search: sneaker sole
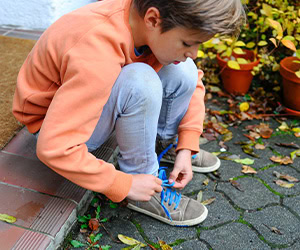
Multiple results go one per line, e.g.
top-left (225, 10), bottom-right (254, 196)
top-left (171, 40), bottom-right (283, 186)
top-left (127, 203), bottom-right (208, 227)
top-left (160, 157), bottom-right (221, 173)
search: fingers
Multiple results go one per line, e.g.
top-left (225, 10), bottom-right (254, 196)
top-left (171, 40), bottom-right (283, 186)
top-left (168, 169), bottom-right (180, 184)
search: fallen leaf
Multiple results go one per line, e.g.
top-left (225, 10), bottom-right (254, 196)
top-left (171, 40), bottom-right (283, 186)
top-left (88, 218), bottom-right (99, 231)
top-left (230, 179), bottom-right (244, 192)
top-left (234, 158), bottom-right (255, 165)
top-left (255, 143), bottom-right (265, 150)
top-left (203, 178), bottom-right (210, 186)
top-left (212, 123), bottom-right (230, 135)
top-left (118, 234), bottom-right (146, 247)
top-left (219, 141), bottom-right (228, 151)
top-left (263, 224), bottom-right (283, 235)
top-left (196, 191), bottom-right (203, 202)
top-left (270, 156), bottom-right (293, 165)
top-left (241, 165), bottom-right (257, 174)
top-left (223, 131), bottom-right (233, 142)
top-left (242, 144), bottom-right (260, 158)
top-left (201, 197), bottom-right (216, 206)
top-left (249, 131), bottom-right (261, 139)
top-left (278, 122), bottom-right (290, 131)
top-left (159, 240), bottom-right (173, 250)
top-left (0, 214), bottom-right (17, 223)
top-left (290, 149), bottom-right (300, 160)
top-left (259, 127), bottom-right (273, 139)
top-left (295, 132), bottom-right (300, 137)
top-left (243, 133), bottom-right (256, 141)
top-left (292, 127), bottom-right (300, 133)
top-left (274, 180), bottom-right (294, 188)
top-left (275, 142), bottom-right (300, 149)
top-left (239, 102), bottom-right (250, 112)
top-left (273, 171), bottom-right (299, 182)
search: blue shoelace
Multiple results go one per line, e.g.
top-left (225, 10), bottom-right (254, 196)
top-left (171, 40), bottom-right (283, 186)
top-left (157, 143), bottom-right (182, 221)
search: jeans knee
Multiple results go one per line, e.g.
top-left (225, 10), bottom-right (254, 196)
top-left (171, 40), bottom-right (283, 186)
top-left (159, 58), bottom-right (198, 96)
top-left (119, 63), bottom-right (163, 111)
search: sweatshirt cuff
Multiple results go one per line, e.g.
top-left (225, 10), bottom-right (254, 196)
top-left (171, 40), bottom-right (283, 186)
top-left (103, 171), bottom-right (133, 202)
top-left (176, 130), bottom-right (200, 154)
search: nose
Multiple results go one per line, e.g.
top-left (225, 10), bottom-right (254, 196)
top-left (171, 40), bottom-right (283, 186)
top-left (185, 45), bottom-right (199, 60)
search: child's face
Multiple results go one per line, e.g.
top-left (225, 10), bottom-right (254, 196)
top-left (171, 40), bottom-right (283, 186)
top-left (148, 27), bottom-right (212, 66)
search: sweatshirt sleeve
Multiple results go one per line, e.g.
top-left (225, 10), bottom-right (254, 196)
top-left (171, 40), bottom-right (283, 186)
top-left (176, 70), bottom-right (206, 154)
top-left (36, 35), bottom-right (133, 202)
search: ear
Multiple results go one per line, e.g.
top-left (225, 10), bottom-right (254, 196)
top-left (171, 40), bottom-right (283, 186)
top-left (144, 7), bottom-right (161, 30)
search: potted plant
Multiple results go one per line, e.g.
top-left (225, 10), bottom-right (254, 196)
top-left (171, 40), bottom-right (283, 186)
top-left (264, 3), bottom-right (300, 113)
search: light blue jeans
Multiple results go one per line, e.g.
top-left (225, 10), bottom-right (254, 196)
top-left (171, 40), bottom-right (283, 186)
top-left (86, 58), bottom-right (198, 175)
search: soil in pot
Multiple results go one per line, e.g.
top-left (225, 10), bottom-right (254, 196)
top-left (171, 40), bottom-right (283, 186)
top-left (217, 49), bottom-right (259, 95)
top-left (280, 56), bottom-right (300, 112)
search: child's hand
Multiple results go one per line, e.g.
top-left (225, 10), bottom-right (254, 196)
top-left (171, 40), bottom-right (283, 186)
top-left (126, 174), bottom-right (162, 201)
top-left (168, 149), bottom-right (193, 189)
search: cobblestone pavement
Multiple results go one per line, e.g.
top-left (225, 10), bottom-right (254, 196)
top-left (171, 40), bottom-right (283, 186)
top-left (67, 99), bottom-right (300, 250)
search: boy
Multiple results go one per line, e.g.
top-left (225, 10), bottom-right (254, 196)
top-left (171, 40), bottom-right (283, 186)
top-left (13, 0), bottom-right (245, 226)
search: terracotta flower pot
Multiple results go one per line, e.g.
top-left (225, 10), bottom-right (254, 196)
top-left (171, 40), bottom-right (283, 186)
top-left (216, 50), bottom-right (259, 95)
top-left (280, 56), bottom-right (300, 112)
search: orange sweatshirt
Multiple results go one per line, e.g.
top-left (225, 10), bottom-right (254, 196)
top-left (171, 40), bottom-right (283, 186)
top-left (12, 0), bottom-right (206, 202)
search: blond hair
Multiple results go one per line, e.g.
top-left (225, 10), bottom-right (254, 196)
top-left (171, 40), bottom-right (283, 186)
top-left (134, 0), bottom-right (246, 36)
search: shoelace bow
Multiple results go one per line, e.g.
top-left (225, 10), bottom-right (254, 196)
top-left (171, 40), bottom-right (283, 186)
top-left (157, 143), bottom-right (181, 221)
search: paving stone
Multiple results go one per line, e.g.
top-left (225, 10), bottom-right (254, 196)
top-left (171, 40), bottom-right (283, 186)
top-left (283, 196), bottom-right (300, 216)
top-left (217, 177), bottom-right (279, 210)
top-left (0, 183), bottom-right (76, 237)
top-left (129, 213), bottom-right (198, 244)
top-left (244, 205), bottom-right (300, 245)
top-left (214, 159), bottom-right (245, 181)
top-left (0, 221), bottom-right (53, 250)
top-left (193, 191), bottom-right (240, 227)
top-left (285, 238), bottom-right (300, 250)
top-left (0, 151), bottom-right (86, 202)
top-left (2, 127), bottom-right (38, 160)
top-left (199, 222), bottom-right (270, 250)
top-left (257, 165), bottom-right (300, 196)
top-left (174, 239), bottom-right (208, 249)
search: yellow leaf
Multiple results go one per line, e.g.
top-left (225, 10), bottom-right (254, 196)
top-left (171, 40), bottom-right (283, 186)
top-left (228, 60), bottom-right (240, 70)
top-left (159, 240), bottom-right (173, 250)
top-left (262, 3), bottom-right (273, 17)
top-left (239, 102), bottom-right (249, 112)
top-left (281, 40), bottom-right (296, 52)
top-left (233, 48), bottom-right (245, 55)
top-left (274, 180), bottom-right (294, 189)
top-left (118, 234), bottom-right (146, 247)
top-left (0, 214), bottom-right (17, 223)
top-left (267, 18), bottom-right (283, 39)
top-left (196, 190), bottom-right (203, 202)
top-left (269, 38), bottom-right (277, 47)
top-left (295, 70), bottom-right (300, 78)
top-left (292, 127), bottom-right (300, 133)
top-left (203, 178), bottom-right (210, 186)
top-left (258, 41), bottom-right (268, 46)
top-left (234, 41), bottom-right (246, 47)
top-left (203, 39), bottom-right (214, 48)
top-left (278, 122), bottom-right (289, 131)
top-left (246, 42), bottom-right (256, 49)
top-left (237, 58), bottom-right (248, 64)
top-left (201, 197), bottom-right (216, 206)
top-left (241, 165), bottom-right (257, 174)
top-left (197, 50), bottom-right (204, 58)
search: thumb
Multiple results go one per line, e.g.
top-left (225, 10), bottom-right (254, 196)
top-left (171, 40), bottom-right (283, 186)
top-left (169, 169), bottom-right (180, 184)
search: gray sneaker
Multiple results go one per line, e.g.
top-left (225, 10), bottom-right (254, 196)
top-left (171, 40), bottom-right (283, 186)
top-left (127, 169), bottom-right (208, 226)
top-left (156, 137), bottom-right (221, 173)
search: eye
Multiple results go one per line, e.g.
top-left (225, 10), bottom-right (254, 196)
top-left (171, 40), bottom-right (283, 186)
top-left (183, 42), bottom-right (192, 47)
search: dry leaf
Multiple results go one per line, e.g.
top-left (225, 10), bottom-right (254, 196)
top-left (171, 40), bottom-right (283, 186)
top-left (249, 131), bottom-right (261, 139)
top-left (197, 191), bottom-right (203, 202)
top-left (291, 149), bottom-right (300, 160)
top-left (270, 156), bottom-right (293, 165)
top-left (230, 179), bottom-right (244, 192)
top-left (159, 240), bottom-right (173, 250)
top-left (273, 171), bottom-right (299, 182)
top-left (118, 234), bottom-right (146, 247)
top-left (223, 131), bottom-right (233, 142)
top-left (274, 180), bottom-right (294, 188)
top-left (239, 102), bottom-right (250, 112)
top-left (203, 178), bottom-right (210, 186)
top-left (278, 122), bottom-right (290, 131)
top-left (295, 132), bottom-right (300, 138)
top-left (255, 143), bottom-right (265, 150)
top-left (88, 218), bottom-right (99, 231)
top-left (212, 123), bottom-right (230, 135)
top-left (243, 133), bottom-right (256, 141)
top-left (259, 127), bottom-right (273, 139)
top-left (263, 224), bottom-right (283, 235)
top-left (241, 165), bottom-right (257, 174)
top-left (275, 143), bottom-right (300, 149)
top-left (201, 197), bottom-right (216, 206)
